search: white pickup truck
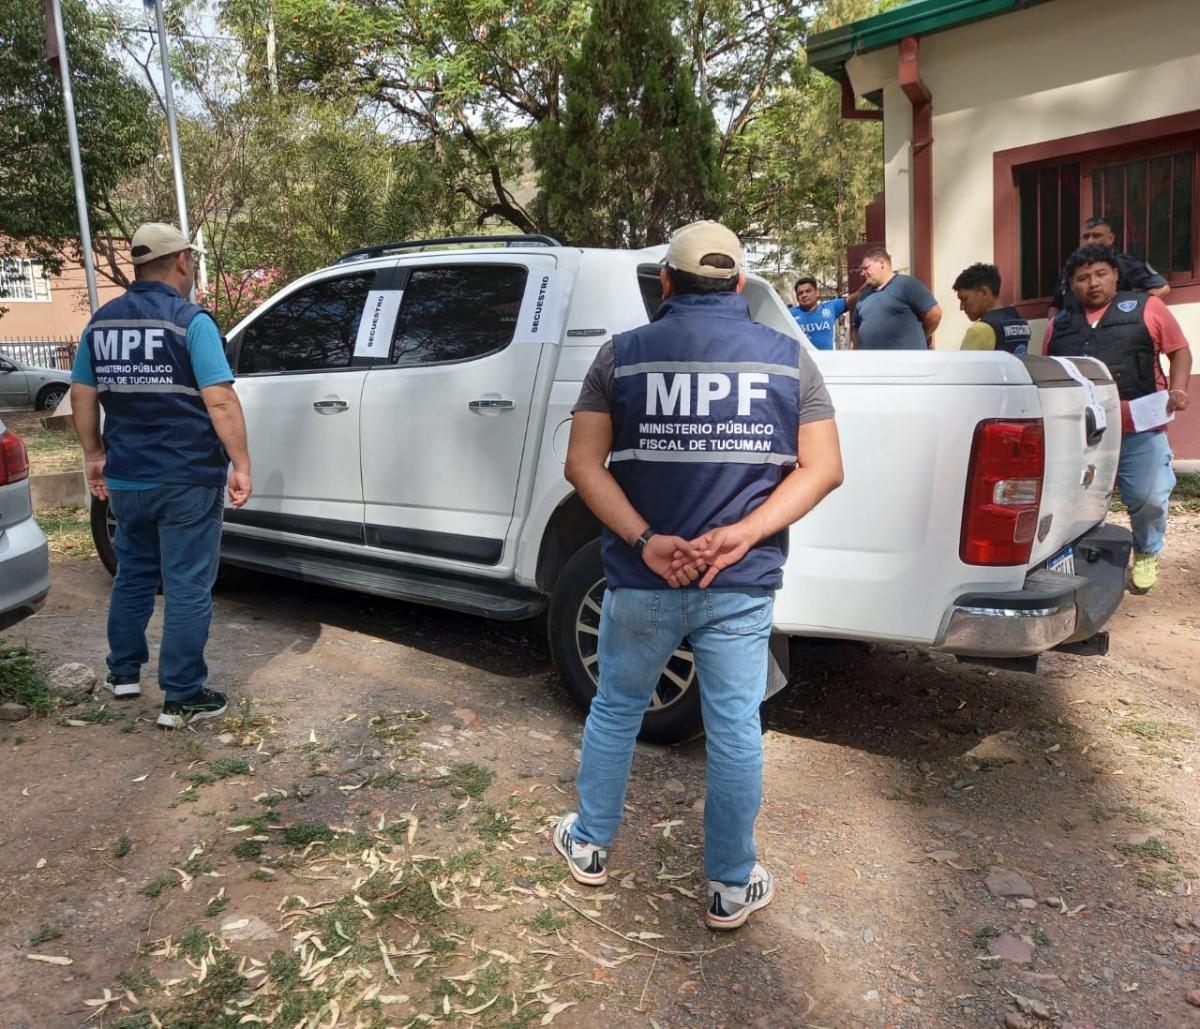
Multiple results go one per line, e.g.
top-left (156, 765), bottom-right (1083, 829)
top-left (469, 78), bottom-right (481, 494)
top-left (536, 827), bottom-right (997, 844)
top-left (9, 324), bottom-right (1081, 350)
top-left (90, 235), bottom-right (1132, 743)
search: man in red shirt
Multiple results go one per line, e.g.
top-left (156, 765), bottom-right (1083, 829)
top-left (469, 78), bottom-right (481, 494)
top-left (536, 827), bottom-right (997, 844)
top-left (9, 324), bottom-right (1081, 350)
top-left (1045, 245), bottom-right (1192, 591)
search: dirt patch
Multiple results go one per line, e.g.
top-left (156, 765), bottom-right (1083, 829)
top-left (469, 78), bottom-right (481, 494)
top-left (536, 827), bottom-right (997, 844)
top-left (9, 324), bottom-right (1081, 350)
top-left (2, 516), bottom-right (1200, 1028)
top-left (3, 410), bottom-right (81, 475)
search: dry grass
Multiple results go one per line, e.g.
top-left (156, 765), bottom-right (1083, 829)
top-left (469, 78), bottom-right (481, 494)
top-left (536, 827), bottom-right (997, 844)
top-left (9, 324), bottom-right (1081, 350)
top-left (35, 506), bottom-right (95, 562)
top-left (0, 410), bottom-right (81, 475)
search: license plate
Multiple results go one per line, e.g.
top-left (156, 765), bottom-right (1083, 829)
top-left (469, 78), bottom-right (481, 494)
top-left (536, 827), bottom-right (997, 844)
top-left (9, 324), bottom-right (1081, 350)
top-left (1047, 545), bottom-right (1075, 575)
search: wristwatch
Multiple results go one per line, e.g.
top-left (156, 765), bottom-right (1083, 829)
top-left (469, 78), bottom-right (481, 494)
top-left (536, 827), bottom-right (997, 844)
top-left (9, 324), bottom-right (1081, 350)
top-left (633, 529), bottom-right (656, 554)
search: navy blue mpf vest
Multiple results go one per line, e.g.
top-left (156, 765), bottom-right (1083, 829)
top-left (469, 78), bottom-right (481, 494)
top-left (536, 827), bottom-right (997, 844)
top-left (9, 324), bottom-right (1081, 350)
top-left (605, 292), bottom-right (802, 590)
top-left (980, 306), bottom-right (1031, 354)
top-left (85, 280), bottom-right (228, 486)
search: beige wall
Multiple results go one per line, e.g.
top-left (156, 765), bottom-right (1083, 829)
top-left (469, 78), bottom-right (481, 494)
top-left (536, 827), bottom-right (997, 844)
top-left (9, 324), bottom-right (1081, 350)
top-left (1, 251), bottom-right (128, 344)
top-left (846, 0), bottom-right (1200, 354)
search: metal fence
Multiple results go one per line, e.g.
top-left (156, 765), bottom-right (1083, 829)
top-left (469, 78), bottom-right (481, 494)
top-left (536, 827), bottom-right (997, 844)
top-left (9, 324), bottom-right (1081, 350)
top-left (0, 338), bottom-right (78, 370)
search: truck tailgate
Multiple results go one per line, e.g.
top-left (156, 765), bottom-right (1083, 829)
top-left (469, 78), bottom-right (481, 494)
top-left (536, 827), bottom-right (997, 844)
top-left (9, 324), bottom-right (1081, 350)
top-left (1020, 355), bottom-right (1121, 567)
top-left (771, 350), bottom-right (1122, 647)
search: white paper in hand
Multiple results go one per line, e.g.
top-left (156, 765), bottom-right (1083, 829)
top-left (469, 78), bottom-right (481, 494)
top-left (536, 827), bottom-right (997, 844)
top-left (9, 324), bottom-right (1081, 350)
top-left (1127, 390), bottom-right (1173, 433)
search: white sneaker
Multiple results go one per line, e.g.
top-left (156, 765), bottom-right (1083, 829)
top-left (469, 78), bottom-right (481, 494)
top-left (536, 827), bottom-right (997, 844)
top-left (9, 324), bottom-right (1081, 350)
top-left (706, 863), bottom-right (774, 930)
top-left (552, 813), bottom-right (608, 886)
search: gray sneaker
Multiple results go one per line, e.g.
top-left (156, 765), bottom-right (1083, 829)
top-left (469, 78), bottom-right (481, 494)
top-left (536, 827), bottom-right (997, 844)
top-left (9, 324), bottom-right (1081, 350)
top-left (706, 862), bottom-right (774, 930)
top-left (552, 813), bottom-right (608, 886)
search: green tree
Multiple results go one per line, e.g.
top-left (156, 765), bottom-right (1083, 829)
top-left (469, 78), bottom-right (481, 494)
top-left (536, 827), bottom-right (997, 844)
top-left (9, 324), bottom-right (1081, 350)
top-left (108, 0), bottom-right (460, 326)
top-left (532, 0), bottom-right (725, 247)
top-left (725, 0), bottom-right (896, 291)
top-left (221, 0), bottom-right (803, 238)
top-left (0, 0), bottom-right (157, 276)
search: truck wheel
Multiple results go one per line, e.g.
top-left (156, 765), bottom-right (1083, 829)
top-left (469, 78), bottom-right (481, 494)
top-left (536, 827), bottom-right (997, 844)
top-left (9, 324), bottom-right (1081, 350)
top-left (547, 539), bottom-right (704, 745)
top-left (90, 496), bottom-right (118, 576)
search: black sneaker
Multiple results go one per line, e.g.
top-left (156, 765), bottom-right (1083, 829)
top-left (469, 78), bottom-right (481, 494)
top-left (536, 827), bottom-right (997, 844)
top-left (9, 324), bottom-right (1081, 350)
top-left (103, 673), bottom-right (141, 699)
top-left (157, 688), bottom-right (228, 729)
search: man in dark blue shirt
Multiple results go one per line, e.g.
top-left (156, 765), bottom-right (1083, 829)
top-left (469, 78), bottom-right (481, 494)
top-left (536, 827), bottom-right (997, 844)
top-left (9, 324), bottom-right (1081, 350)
top-left (851, 248), bottom-right (941, 350)
top-left (556, 221), bottom-right (843, 931)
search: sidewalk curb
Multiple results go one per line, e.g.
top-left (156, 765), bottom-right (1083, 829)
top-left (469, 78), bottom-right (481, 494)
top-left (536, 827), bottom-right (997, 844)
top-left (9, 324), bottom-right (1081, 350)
top-left (29, 471), bottom-right (87, 511)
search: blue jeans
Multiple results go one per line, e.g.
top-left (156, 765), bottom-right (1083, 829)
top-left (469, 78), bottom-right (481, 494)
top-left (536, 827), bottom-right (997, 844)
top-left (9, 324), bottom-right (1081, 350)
top-left (107, 485), bottom-right (224, 701)
top-left (1118, 430), bottom-right (1176, 554)
top-left (573, 586), bottom-right (774, 886)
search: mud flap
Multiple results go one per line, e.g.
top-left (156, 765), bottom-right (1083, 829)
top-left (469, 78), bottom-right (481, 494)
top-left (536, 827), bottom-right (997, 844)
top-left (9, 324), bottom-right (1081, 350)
top-left (764, 633), bottom-right (789, 702)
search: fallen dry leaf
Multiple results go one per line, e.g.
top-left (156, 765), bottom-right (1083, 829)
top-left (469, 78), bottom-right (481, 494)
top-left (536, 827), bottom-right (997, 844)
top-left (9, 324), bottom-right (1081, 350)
top-left (541, 1000), bottom-right (578, 1024)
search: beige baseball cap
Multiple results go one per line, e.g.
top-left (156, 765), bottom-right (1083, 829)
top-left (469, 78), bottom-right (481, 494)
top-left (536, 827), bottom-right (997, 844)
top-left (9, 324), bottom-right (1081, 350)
top-left (129, 222), bottom-right (206, 265)
top-left (663, 220), bottom-right (742, 278)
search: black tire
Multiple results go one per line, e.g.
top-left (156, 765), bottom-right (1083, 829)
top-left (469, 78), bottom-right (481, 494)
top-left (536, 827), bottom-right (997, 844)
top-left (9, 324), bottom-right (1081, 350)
top-left (90, 495), bottom-right (118, 576)
top-left (37, 384), bottom-right (68, 411)
top-left (546, 539), bottom-right (704, 745)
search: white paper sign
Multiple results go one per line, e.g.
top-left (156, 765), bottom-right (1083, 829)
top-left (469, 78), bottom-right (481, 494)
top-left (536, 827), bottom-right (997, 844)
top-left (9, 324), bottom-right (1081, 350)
top-left (1128, 389), bottom-right (1174, 433)
top-left (513, 270), bottom-right (572, 345)
top-left (1050, 356), bottom-right (1107, 433)
top-left (354, 289), bottom-right (403, 359)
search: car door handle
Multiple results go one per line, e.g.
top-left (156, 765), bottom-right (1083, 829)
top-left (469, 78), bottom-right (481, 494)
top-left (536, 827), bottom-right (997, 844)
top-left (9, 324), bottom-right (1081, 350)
top-left (468, 399), bottom-right (515, 410)
top-left (313, 400), bottom-right (349, 414)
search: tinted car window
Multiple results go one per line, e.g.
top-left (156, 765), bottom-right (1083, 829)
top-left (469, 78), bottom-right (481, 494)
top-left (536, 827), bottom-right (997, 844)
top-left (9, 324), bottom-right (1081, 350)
top-left (391, 265), bottom-right (528, 366)
top-left (238, 273), bottom-right (373, 374)
top-left (638, 264), bottom-right (665, 320)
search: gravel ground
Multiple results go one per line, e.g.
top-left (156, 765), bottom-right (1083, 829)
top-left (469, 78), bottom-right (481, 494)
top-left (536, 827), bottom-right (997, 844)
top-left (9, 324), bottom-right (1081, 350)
top-left (1, 515), bottom-right (1199, 1028)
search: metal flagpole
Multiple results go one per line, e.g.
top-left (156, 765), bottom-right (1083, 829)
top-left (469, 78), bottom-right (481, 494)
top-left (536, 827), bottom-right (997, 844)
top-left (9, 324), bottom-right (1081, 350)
top-left (148, 0), bottom-right (189, 240)
top-left (48, 0), bottom-right (99, 313)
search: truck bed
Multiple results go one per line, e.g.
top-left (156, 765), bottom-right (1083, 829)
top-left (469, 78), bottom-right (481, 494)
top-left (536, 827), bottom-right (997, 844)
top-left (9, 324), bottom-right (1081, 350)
top-left (772, 350), bottom-right (1121, 646)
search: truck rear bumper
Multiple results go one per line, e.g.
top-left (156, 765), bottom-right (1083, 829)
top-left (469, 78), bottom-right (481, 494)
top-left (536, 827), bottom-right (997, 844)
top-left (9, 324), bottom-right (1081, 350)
top-left (935, 523), bottom-right (1132, 659)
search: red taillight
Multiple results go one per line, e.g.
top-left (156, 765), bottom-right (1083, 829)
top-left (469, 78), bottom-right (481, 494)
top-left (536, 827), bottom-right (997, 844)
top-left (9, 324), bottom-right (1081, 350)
top-left (1, 429), bottom-right (30, 485)
top-left (960, 419), bottom-right (1045, 566)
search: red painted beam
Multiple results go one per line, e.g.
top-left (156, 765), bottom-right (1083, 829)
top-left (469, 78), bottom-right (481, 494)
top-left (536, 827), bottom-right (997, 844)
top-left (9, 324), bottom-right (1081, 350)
top-left (899, 36), bottom-right (933, 292)
top-left (841, 78), bottom-right (883, 121)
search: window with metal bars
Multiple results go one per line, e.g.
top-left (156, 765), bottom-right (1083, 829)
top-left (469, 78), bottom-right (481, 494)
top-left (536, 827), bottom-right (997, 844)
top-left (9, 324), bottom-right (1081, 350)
top-left (1087, 143), bottom-right (1194, 279)
top-left (0, 258), bottom-right (52, 302)
top-left (1014, 133), bottom-right (1199, 303)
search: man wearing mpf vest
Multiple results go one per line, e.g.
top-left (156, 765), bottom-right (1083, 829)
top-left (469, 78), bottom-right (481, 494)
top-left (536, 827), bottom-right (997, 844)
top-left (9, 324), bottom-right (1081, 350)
top-left (70, 223), bottom-right (252, 729)
top-left (554, 221), bottom-right (844, 930)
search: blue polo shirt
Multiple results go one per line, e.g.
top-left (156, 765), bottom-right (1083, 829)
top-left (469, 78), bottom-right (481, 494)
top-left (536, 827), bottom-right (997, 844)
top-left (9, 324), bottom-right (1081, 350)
top-left (789, 297), bottom-right (847, 350)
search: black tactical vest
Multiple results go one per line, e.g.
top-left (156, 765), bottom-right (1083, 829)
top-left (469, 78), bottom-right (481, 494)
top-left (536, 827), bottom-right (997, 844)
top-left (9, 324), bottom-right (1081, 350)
top-left (980, 306), bottom-right (1031, 354)
top-left (1048, 291), bottom-right (1157, 401)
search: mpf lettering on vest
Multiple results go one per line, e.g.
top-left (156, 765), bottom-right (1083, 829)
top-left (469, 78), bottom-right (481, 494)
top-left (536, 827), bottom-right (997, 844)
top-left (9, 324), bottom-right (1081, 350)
top-left (92, 327), bottom-right (165, 361)
top-left (646, 372), bottom-right (770, 417)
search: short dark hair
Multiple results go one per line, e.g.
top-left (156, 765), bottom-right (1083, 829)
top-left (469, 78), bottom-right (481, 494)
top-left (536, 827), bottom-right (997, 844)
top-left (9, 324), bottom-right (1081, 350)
top-left (794, 276), bottom-right (818, 291)
top-left (133, 250), bottom-right (183, 280)
top-left (952, 263), bottom-right (1001, 294)
top-left (1083, 216), bottom-right (1113, 232)
top-left (863, 246), bottom-right (891, 262)
top-left (666, 252), bottom-right (739, 295)
top-left (1064, 244), bottom-right (1120, 282)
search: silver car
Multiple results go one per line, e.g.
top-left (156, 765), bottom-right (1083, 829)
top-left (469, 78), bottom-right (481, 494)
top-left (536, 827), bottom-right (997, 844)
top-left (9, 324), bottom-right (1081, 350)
top-left (0, 418), bottom-right (51, 630)
top-left (0, 355), bottom-right (72, 411)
